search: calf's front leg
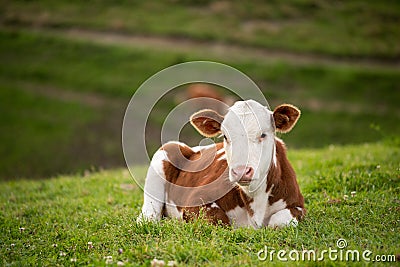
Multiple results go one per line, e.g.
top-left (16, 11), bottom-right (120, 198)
top-left (268, 208), bottom-right (299, 227)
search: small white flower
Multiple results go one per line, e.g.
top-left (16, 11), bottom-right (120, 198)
top-left (118, 248), bottom-right (123, 254)
top-left (117, 261), bottom-right (125, 266)
top-left (167, 260), bottom-right (178, 267)
top-left (10, 243), bottom-right (15, 247)
top-left (376, 165), bottom-right (381, 169)
top-left (87, 241), bottom-right (93, 249)
top-left (105, 256), bottom-right (113, 265)
top-left (59, 251), bottom-right (66, 257)
top-left (351, 191), bottom-right (356, 197)
top-left (343, 195), bottom-right (349, 200)
top-left (19, 227), bottom-right (25, 232)
top-left (151, 258), bottom-right (165, 267)
top-left (70, 258), bottom-right (77, 262)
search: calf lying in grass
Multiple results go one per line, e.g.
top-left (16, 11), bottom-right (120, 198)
top-left (139, 100), bottom-right (305, 228)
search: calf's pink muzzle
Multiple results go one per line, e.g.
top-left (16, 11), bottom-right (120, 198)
top-left (231, 165), bottom-right (254, 184)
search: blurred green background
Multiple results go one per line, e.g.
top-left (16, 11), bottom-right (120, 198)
top-left (1, 0), bottom-right (399, 180)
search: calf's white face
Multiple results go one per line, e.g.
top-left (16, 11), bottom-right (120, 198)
top-left (190, 99), bottom-right (300, 192)
top-left (221, 100), bottom-right (275, 191)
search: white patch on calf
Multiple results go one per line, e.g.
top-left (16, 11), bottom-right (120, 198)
top-left (217, 154), bottom-right (227, 161)
top-left (226, 206), bottom-right (256, 228)
top-left (191, 143), bottom-right (215, 153)
top-left (165, 201), bottom-right (183, 219)
top-left (216, 147), bottom-right (226, 161)
top-left (248, 183), bottom-right (272, 227)
top-left (138, 149), bottom-right (169, 221)
top-left (268, 209), bottom-right (298, 227)
top-left (210, 202), bottom-right (219, 209)
top-left (267, 199), bottom-right (287, 217)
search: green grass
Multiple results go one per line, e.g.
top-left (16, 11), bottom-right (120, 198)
top-left (0, 85), bottom-right (97, 179)
top-left (1, 142), bottom-right (399, 266)
top-left (2, 0), bottom-right (400, 58)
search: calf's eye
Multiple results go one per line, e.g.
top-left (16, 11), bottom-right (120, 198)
top-left (260, 133), bottom-right (266, 138)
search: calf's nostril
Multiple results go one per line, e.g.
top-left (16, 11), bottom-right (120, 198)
top-left (244, 167), bottom-right (254, 178)
top-left (231, 166), bottom-right (254, 179)
top-left (231, 167), bottom-right (244, 178)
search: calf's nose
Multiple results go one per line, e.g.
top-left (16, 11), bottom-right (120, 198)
top-left (231, 166), bottom-right (254, 181)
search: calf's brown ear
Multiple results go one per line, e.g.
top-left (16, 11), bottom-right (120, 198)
top-left (273, 104), bottom-right (301, 133)
top-left (190, 109), bottom-right (224, 137)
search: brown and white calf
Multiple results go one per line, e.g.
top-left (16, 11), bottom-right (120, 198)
top-left (139, 100), bottom-right (305, 228)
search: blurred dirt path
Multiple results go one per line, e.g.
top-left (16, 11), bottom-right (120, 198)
top-left (25, 27), bottom-right (400, 71)
top-left (7, 25), bottom-right (400, 116)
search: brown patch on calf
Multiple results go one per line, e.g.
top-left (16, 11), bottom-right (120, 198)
top-left (267, 139), bottom-right (306, 220)
top-left (162, 142), bottom-right (254, 224)
top-left (182, 205), bottom-right (230, 226)
top-left (180, 184), bottom-right (253, 225)
top-left (163, 143), bottom-right (234, 205)
top-left (216, 186), bottom-right (254, 217)
top-left (163, 143), bottom-right (224, 186)
top-left (161, 142), bottom-right (197, 184)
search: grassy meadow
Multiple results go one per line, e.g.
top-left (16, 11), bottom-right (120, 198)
top-left (1, 143), bottom-right (399, 266)
top-left (0, 0), bottom-right (399, 266)
top-left (2, 0), bottom-right (400, 58)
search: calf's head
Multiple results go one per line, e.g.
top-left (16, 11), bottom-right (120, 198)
top-left (190, 100), bottom-right (300, 192)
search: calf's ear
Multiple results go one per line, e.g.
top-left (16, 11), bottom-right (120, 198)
top-left (273, 104), bottom-right (301, 133)
top-left (190, 109), bottom-right (224, 137)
